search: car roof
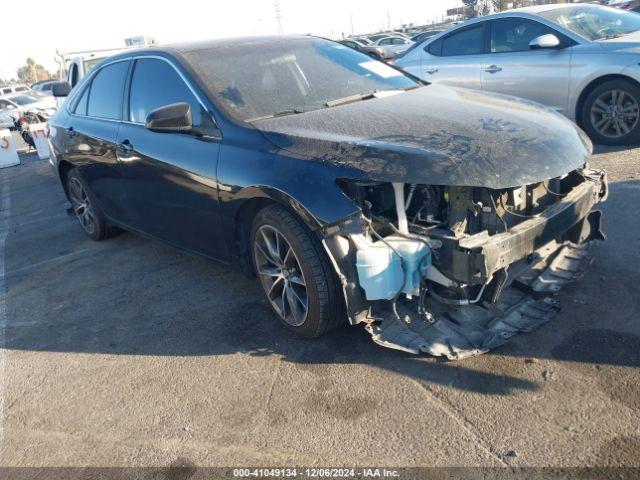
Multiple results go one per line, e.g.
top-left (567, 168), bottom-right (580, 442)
top-left (101, 35), bottom-right (325, 64)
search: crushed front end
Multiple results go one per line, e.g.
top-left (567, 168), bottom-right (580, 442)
top-left (322, 168), bottom-right (607, 359)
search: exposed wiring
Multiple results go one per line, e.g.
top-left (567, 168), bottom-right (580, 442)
top-left (499, 195), bottom-right (537, 219)
top-left (489, 194), bottom-right (508, 233)
top-left (542, 182), bottom-right (565, 197)
top-left (405, 184), bottom-right (417, 211)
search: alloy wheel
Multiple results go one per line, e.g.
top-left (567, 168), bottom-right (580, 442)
top-left (68, 177), bottom-right (96, 235)
top-left (253, 225), bottom-right (308, 327)
top-left (590, 89), bottom-right (640, 139)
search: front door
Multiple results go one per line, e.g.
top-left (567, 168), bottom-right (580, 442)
top-left (481, 18), bottom-right (573, 114)
top-left (115, 57), bottom-right (227, 261)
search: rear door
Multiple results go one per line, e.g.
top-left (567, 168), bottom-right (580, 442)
top-left (421, 23), bottom-right (487, 90)
top-left (64, 59), bottom-right (130, 220)
top-left (481, 17), bottom-right (573, 113)
top-left (115, 57), bottom-right (227, 260)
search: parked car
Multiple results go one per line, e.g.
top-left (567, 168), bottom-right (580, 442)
top-left (48, 35), bottom-right (606, 359)
top-left (1, 84), bottom-right (31, 96)
top-left (372, 36), bottom-right (414, 59)
top-left (410, 30), bottom-right (444, 43)
top-left (31, 81), bottom-right (58, 94)
top-left (338, 38), bottom-right (385, 60)
top-left (609, 0), bottom-right (640, 13)
top-left (395, 3), bottom-right (640, 145)
top-left (0, 93), bottom-right (56, 128)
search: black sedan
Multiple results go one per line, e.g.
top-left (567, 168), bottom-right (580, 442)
top-left (49, 36), bottom-right (607, 359)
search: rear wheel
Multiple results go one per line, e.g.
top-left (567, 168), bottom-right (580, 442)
top-left (251, 204), bottom-right (344, 338)
top-left (582, 79), bottom-right (640, 146)
top-left (66, 169), bottom-right (118, 241)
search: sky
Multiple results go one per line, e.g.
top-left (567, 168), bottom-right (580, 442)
top-left (0, 0), bottom-right (462, 81)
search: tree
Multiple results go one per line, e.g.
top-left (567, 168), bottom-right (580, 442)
top-left (16, 58), bottom-right (51, 84)
top-left (462, 0), bottom-right (491, 18)
top-left (491, 0), bottom-right (529, 12)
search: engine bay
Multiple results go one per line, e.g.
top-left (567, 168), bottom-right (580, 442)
top-left (324, 168), bottom-right (608, 359)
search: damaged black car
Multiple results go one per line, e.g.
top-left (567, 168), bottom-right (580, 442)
top-left (48, 36), bottom-right (607, 359)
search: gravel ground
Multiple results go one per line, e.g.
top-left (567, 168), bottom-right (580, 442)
top-left (0, 132), bottom-right (638, 473)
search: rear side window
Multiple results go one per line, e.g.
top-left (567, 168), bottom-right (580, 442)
top-left (427, 37), bottom-right (443, 56)
top-left (86, 60), bottom-right (129, 120)
top-left (128, 58), bottom-right (209, 127)
top-left (73, 85), bottom-right (90, 115)
top-left (2, 88), bottom-right (11, 95)
top-left (441, 25), bottom-right (485, 56)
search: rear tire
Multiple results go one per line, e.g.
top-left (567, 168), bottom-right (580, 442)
top-left (250, 204), bottom-right (345, 338)
top-left (66, 169), bottom-right (118, 241)
top-left (582, 79), bottom-right (640, 146)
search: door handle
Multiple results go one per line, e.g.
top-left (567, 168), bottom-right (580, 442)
top-left (484, 65), bottom-right (502, 74)
top-left (66, 127), bottom-right (76, 139)
top-left (425, 67), bottom-right (439, 74)
top-left (117, 139), bottom-right (133, 154)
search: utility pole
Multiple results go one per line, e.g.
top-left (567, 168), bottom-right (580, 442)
top-left (274, 0), bottom-right (283, 34)
top-left (350, 13), bottom-right (354, 36)
top-left (386, 11), bottom-right (391, 30)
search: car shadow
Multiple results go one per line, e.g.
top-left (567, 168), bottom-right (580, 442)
top-left (3, 174), bottom-right (639, 398)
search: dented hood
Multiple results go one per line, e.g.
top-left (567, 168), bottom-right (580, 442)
top-left (252, 84), bottom-right (591, 189)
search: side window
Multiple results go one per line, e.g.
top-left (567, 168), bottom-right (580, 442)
top-left (427, 37), bottom-right (443, 56)
top-left (441, 25), bottom-right (484, 56)
top-left (491, 18), bottom-right (558, 53)
top-left (344, 41), bottom-right (356, 49)
top-left (379, 38), bottom-right (392, 46)
top-left (2, 88), bottom-right (11, 95)
top-left (128, 58), bottom-right (210, 128)
top-left (86, 61), bottom-right (129, 119)
top-left (73, 84), bottom-right (90, 116)
top-left (393, 38), bottom-right (406, 45)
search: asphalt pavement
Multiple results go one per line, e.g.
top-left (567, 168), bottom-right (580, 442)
top-left (0, 133), bottom-right (638, 471)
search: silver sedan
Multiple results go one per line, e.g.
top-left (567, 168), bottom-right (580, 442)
top-left (394, 3), bottom-right (640, 145)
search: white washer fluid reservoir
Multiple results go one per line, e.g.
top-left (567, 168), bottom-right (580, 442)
top-left (355, 235), bottom-right (431, 300)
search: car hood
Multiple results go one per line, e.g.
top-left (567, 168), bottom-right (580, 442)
top-left (252, 85), bottom-right (591, 189)
top-left (598, 30), bottom-right (640, 51)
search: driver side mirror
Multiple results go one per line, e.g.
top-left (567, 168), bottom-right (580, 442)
top-left (51, 81), bottom-right (72, 97)
top-left (529, 34), bottom-right (561, 49)
top-left (145, 102), bottom-right (193, 133)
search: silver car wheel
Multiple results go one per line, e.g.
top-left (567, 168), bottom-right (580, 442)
top-left (254, 225), bottom-right (308, 327)
top-left (68, 177), bottom-right (96, 235)
top-left (590, 89), bottom-right (640, 139)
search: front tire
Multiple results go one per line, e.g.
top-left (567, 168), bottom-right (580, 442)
top-left (66, 169), bottom-right (117, 241)
top-left (582, 79), bottom-right (640, 146)
top-left (251, 204), bottom-right (344, 338)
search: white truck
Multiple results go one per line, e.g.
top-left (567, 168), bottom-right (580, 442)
top-left (57, 36), bottom-right (157, 88)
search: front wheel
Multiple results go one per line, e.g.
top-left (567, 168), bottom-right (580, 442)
top-left (251, 204), bottom-right (344, 338)
top-left (582, 79), bottom-right (640, 146)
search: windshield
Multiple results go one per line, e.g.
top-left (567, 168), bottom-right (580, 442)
top-left (184, 37), bottom-right (419, 122)
top-left (9, 95), bottom-right (38, 106)
top-left (538, 5), bottom-right (640, 40)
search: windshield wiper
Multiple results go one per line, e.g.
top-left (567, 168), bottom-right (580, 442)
top-left (325, 85), bottom-right (421, 108)
top-left (246, 108), bottom-right (304, 122)
top-left (325, 90), bottom-right (378, 108)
